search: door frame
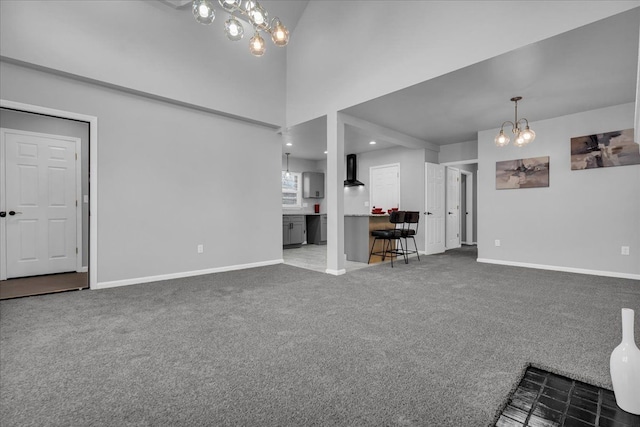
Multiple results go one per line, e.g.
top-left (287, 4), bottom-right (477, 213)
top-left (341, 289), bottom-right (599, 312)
top-left (445, 166), bottom-right (461, 250)
top-left (441, 159), bottom-right (478, 249)
top-left (1, 99), bottom-right (98, 289)
top-left (459, 169), bottom-right (474, 245)
top-left (0, 128), bottom-right (83, 280)
top-left (369, 163), bottom-right (401, 210)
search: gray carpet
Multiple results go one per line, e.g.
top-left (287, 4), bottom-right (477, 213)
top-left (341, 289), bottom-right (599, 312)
top-left (1, 248), bottom-right (639, 426)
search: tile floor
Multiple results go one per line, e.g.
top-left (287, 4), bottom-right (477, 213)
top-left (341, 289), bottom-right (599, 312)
top-left (283, 243), bottom-right (421, 273)
top-left (282, 244), bottom-right (376, 273)
top-left (495, 367), bottom-right (640, 427)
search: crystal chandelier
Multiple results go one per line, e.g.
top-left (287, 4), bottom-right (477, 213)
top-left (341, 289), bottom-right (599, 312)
top-left (192, 0), bottom-right (289, 57)
top-left (494, 97), bottom-right (537, 147)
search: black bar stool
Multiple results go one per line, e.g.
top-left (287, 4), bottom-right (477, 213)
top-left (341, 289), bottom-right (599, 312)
top-left (368, 210), bottom-right (406, 267)
top-left (401, 211), bottom-right (420, 262)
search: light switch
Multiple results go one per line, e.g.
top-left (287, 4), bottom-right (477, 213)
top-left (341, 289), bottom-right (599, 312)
top-left (83, 195), bottom-right (89, 203)
top-left (364, 201), bottom-right (369, 207)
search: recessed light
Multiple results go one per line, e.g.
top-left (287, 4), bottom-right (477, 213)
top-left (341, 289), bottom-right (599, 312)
top-left (324, 151), bottom-right (328, 154)
top-left (369, 141), bottom-right (376, 145)
top-left (286, 142), bottom-right (293, 146)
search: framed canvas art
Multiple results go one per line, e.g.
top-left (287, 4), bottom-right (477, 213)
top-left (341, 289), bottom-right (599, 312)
top-left (496, 156), bottom-right (550, 190)
top-left (571, 129), bottom-right (640, 170)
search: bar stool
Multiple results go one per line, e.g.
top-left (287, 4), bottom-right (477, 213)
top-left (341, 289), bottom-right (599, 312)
top-left (368, 210), bottom-right (406, 267)
top-left (401, 211), bottom-right (420, 262)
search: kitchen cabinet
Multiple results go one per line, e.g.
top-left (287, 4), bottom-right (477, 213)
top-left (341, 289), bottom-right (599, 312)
top-left (303, 172), bottom-right (324, 199)
top-left (307, 214), bottom-right (327, 245)
top-left (283, 215), bottom-right (304, 247)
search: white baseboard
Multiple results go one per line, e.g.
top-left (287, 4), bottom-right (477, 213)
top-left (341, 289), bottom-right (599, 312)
top-left (78, 266), bottom-right (88, 273)
top-left (477, 258), bottom-right (640, 280)
top-left (325, 268), bottom-right (346, 276)
top-left (93, 259), bottom-right (284, 290)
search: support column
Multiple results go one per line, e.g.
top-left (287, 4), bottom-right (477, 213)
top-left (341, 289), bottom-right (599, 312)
top-left (326, 111), bottom-right (346, 275)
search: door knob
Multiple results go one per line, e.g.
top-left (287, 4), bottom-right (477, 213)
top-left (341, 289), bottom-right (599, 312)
top-left (9, 211), bottom-right (22, 216)
top-left (425, 212), bottom-right (433, 215)
top-left (448, 212), bottom-right (453, 215)
top-left (0, 212), bottom-right (5, 217)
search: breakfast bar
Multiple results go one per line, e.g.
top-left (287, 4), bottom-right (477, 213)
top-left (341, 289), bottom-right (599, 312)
top-left (344, 214), bottom-right (396, 263)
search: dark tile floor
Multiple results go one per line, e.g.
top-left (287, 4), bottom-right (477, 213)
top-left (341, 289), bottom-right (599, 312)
top-left (494, 367), bottom-right (640, 427)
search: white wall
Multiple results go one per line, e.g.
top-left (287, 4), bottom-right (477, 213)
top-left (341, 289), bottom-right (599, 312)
top-left (343, 146), bottom-right (426, 250)
top-left (478, 103), bottom-right (640, 278)
top-left (439, 140), bottom-right (478, 164)
top-left (287, 1), bottom-right (639, 127)
top-left (0, 0), bottom-right (287, 126)
top-left (1, 61), bottom-right (283, 285)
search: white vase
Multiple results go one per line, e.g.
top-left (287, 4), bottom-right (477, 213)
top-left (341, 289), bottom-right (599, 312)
top-left (610, 308), bottom-right (640, 415)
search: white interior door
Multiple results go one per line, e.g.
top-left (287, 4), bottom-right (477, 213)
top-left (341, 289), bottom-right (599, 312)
top-left (2, 129), bottom-right (78, 279)
top-left (445, 166), bottom-right (461, 249)
top-left (370, 164), bottom-right (400, 211)
top-left (425, 162), bottom-right (445, 255)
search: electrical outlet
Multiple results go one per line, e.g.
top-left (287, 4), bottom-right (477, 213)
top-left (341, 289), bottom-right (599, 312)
top-left (197, 244), bottom-right (204, 254)
top-left (621, 246), bottom-right (630, 256)
top-left (495, 240), bottom-right (501, 247)
top-left (364, 201), bottom-right (370, 207)
top-left (303, 203), bottom-right (308, 207)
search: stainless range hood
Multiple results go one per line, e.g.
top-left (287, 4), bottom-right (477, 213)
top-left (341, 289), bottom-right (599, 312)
top-left (344, 154), bottom-right (365, 187)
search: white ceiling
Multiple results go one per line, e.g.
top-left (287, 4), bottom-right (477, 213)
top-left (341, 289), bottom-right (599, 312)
top-left (283, 7), bottom-right (639, 160)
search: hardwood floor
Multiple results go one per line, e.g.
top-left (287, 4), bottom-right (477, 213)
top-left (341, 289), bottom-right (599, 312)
top-left (0, 272), bottom-right (88, 300)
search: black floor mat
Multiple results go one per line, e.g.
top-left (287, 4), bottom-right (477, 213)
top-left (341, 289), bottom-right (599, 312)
top-left (494, 366), bottom-right (640, 427)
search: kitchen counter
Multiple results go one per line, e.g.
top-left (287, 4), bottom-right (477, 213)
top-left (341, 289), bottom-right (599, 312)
top-left (344, 215), bottom-right (395, 263)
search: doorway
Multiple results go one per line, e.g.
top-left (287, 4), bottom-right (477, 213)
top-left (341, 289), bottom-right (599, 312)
top-left (460, 170), bottom-right (474, 245)
top-left (424, 161), bottom-right (477, 256)
top-left (0, 105), bottom-right (93, 298)
top-left (445, 166), bottom-right (461, 250)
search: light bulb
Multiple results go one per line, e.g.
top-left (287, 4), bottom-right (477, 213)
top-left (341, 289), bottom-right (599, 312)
top-left (271, 18), bottom-right (289, 47)
top-left (513, 133), bottom-right (527, 148)
top-left (218, 0), bottom-right (238, 12)
top-left (253, 11), bottom-right (265, 25)
top-left (249, 31), bottom-right (265, 56)
top-left (520, 127), bottom-right (536, 143)
top-left (249, 3), bottom-right (268, 29)
top-left (224, 16), bottom-right (244, 41)
top-left (193, 0), bottom-right (215, 25)
top-left (494, 129), bottom-right (510, 147)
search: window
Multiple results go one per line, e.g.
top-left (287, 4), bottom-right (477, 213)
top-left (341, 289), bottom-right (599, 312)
top-left (282, 171), bottom-right (302, 207)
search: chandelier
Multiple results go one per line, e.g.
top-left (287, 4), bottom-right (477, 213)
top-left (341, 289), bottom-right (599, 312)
top-left (494, 97), bottom-right (536, 147)
top-left (192, 0), bottom-right (289, 57)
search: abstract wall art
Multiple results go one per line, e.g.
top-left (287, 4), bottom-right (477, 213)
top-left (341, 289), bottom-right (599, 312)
top-left (571, 129), bottom-right (640, 170)
top-left (496, 156), bottom-right (550, 190)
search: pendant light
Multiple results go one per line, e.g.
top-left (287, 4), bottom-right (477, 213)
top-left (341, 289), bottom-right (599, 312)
top-left (285, 153), bottom-right (291, 178)
top-left (495, 96), bottom-right (536, 147)
top-left (191, 0), bottom-right (289, 57)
